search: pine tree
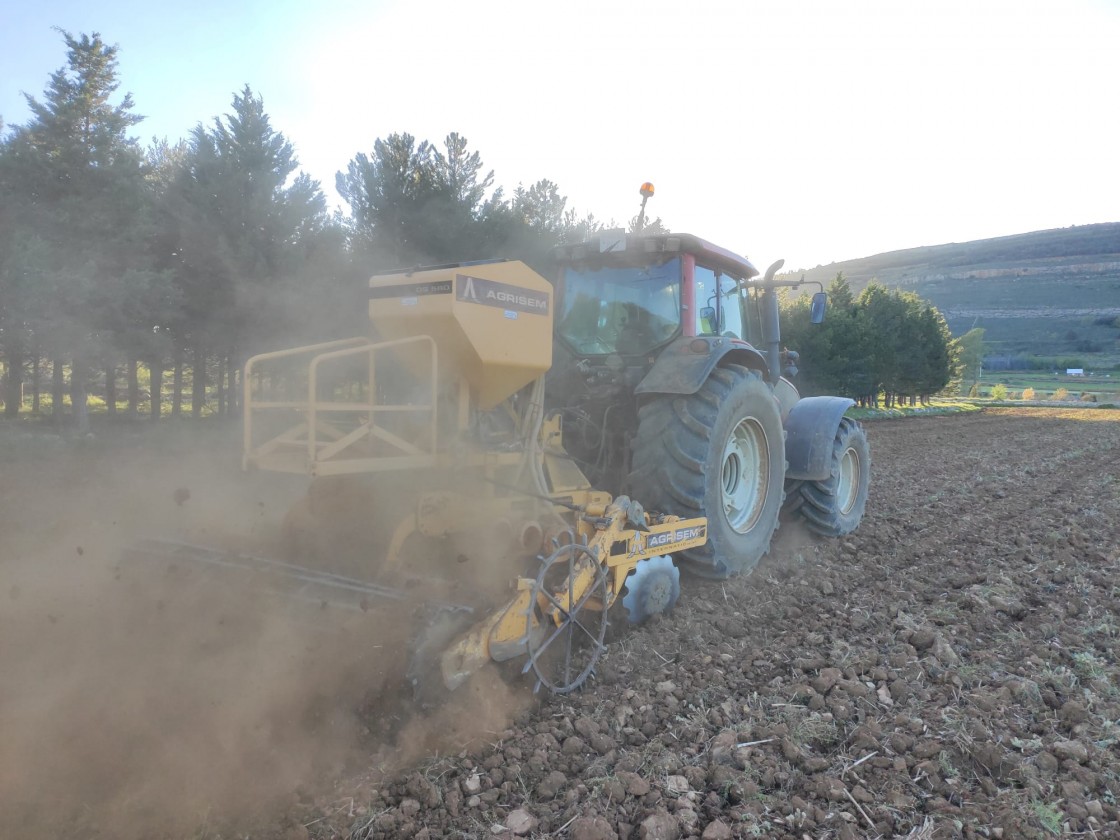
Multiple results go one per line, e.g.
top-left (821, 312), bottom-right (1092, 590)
top-left (337, 135), bottom-right (600, 272)
top-left (168, 85), bottom-right (333, 400)
top-left (2, 31), bottom-right (160, 432)
top-left (337, 132), bottom-right (440, 267)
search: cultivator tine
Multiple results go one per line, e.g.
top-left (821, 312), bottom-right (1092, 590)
top-left (123, 537), bottom-right (472, 616)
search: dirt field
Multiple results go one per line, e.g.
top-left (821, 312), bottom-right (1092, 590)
top-left (2, 407), bottom-right (1119, 839)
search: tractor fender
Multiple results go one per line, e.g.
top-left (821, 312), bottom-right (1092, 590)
top-left (634, 336), bottom-right (767, 396)
top-left (784, 396), bottom-right (856, 481)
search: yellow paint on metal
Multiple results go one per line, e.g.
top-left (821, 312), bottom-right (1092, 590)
top-left (243, 283), bottom-right (711, 694)
top-left (243, 335), bottom-right (440, 476)
top-left (369, 261), bottom-right (554, 410)
top-left (441, 611), bottom-right (503, 691)
top-left (452, 497), bottom-right (708, 676)
top-left (541, 414), bottom-right (597, 493)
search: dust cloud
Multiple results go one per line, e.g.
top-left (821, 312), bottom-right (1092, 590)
top-left (0, 425), bottom-right (529, 838)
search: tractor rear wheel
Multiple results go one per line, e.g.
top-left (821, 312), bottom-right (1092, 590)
top-left (628, 365), bottom-right (786, 579)
top-left (788, 417), bottom-right (870, 537)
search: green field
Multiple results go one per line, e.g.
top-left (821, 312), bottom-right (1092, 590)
top-left (973, 370), bottom-right (1120, 403)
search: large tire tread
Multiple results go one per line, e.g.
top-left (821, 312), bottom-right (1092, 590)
top-left (791, 417), bottom-right (870, 537)
top-left (628, 365), bottom-right (786, 580)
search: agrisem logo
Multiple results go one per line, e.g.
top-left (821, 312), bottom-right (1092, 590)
top-left (456, 274), bottom-right (550, 315)
top-left (646, 525), bottom-right (707, 549)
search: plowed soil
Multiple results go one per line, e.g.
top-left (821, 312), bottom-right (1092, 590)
top-left (3, 407), bottom-right (1120, 839)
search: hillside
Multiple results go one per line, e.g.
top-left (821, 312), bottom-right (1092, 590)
top-left (791, 223), bottom-right (1120, 359)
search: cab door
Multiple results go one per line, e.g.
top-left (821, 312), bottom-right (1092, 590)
top-left (693, 264), bottom-right (746, 340)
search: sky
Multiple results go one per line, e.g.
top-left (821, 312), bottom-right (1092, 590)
top-left (2, 0), bottom-right (1118, 271)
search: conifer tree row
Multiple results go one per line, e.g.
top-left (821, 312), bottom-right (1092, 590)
top-left (0, 31), bottom-right (599, 426)
top-left (780, 274), bottom-right (957, 407)
top-left (2, 33), bottom-right (956, 426)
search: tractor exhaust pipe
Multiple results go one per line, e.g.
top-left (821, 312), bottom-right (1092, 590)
top-left (760, 259), bottom-right (785, 384)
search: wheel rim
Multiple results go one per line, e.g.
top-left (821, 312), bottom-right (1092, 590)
top-left (622, 555), bottom-right (680, 624)
top-left (647, 576), bottom-right (672, 612)
top-left (720, 417), bottom-right (770, 533)
top-left (836, 446), bottom-right (861, 515)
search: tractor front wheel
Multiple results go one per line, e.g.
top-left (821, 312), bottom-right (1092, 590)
top-left (628, 365), bottom-right (786, 580)
top-left (788, 417), bottom-right (870, 537)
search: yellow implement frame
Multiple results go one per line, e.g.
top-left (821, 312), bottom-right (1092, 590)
top-left (441, 497), bottom-right (707, 691)
top-left (243, 335), bottom-right (440, 477)
top-left (242, 332), bottom-right (709, 695)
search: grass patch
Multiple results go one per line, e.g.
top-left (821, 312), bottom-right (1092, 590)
top-left (1030, 799), bottom-right (1064, 836)
top-left (848, 399), bottom-right (981, 420)
top-left (967, 371), bottom-right (1120, 403)
top-left (1072, 651), bottom-right (1109, 682)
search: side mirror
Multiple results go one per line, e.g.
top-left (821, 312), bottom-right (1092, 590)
top-left (699, 306), bottom-right (719, 333)
top-left (810, 291), bottom-right (828, 325)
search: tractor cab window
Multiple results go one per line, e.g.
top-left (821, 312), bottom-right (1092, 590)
top-left (694, 265), bottom-right (745, 340)
top-left (557, 257), bottom-right (682, 356)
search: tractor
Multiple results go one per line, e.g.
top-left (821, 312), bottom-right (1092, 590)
top-left (546, 225), bottom-right (870, 580)
top-left (214, 186), bottom-right (872, 695)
